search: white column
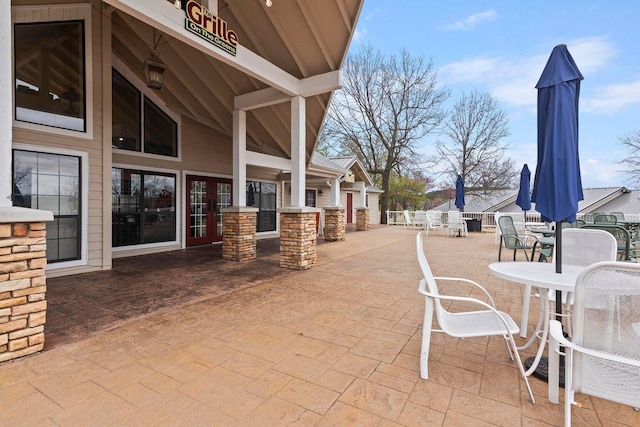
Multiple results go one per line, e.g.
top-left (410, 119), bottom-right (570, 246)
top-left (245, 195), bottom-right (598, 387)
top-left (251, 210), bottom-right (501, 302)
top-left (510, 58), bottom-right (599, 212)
top-left (331, 177), bottom-right (340, 206)
top-left (0, 2), bottom-right (12, 207)
top-left (357, 181), bottom-right (367, 207)
top-left (232, 110), bottom-right (247, 206)
top-left (290, 96), bottom-right (305, 207)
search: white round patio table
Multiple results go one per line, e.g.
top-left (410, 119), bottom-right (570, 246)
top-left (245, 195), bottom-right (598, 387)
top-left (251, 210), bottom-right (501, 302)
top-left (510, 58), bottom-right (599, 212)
top-left (488, 262), bottom-right (585, 403)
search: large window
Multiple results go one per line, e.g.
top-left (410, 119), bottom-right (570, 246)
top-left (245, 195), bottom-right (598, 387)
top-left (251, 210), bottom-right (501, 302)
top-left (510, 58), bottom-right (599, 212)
top-left (14, 21), bottom-right (86, 132)
top-left (112, 168), bottom-right (176, 247)
top-left (112, 70), bottom-right (141, 151)
top-left (12, 150), bottom-right (81, 263)
top-left (112, 69), bottom-right (178, 157)
top-left (247, 181), bottom-right (277, 232)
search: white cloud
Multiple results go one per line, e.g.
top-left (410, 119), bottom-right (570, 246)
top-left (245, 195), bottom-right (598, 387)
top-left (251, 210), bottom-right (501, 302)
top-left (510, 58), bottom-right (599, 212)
top-left (439, 36), bottom-right (617, 109)
top-left (442, 10), bottom-right (497, 31)
top-left (352, 27), bottom-right (366, 43)
top-left (568, 37), bottom-right (617, 74)
top-left (582, 79), bottom-right (640, 114)
top-left (580, 157), bottom-right (624, 187)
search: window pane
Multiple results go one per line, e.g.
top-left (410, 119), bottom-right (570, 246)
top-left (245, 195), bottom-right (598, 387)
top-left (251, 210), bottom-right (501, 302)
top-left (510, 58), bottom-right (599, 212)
top-left (253, 182), bottom-right (277, 232)
top-left (112, 168), bottom-right (141, 213)
top-left (143, 212), bottom-right (175, 243)
top-left (60, 176), bottom-right (79, 215)
top-left (144, 97), bottom-right (177, 156)
top-left (13, 150), bottom-right (82, 263)
top-left (112, 70), bottom-right (141, 151)
top-left (261, 183), bottom-right (277, 210)
top-left (112, 168), bottom-right (176, 246)
top-left (12, 150), bottom-right (37, 208)
top-left (112, 214), bottom-right (140, 247)
top-left (14, 21), bottom-right (85, 132)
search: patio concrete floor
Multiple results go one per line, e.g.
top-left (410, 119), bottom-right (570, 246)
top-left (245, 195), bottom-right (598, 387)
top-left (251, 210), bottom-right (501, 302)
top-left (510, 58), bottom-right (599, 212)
top-left (1, 225), bottom-right (639, 426)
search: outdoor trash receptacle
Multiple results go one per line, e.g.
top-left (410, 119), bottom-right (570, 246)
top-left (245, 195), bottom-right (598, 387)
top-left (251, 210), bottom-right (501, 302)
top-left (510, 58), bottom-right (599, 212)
top-left (466, 218), bottom-right (482, 232)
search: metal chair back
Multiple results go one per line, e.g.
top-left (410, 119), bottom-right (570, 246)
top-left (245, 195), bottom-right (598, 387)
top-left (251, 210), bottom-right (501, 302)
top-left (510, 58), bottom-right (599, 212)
top-left (581, 224), bottom-right (631, 261)
top-left (594, 214), bottom-right (617, 225)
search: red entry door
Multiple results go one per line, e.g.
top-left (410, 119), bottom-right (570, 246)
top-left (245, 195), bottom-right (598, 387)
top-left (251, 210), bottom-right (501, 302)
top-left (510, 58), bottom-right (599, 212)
top-left (186, 175), bottom-right (232, 246)
top-left (346, 192), bottom-right (353, 223)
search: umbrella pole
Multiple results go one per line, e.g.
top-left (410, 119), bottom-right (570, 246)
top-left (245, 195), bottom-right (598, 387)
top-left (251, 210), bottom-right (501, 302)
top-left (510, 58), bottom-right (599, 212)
top-left (555, 221), bottom-right (566, 383)
top-left (555, 221), bottom-right (563, 321)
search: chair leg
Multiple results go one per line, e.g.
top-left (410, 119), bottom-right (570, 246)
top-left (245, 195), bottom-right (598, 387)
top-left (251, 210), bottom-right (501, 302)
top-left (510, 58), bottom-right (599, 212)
top-left (498, 240), bottom-right (503, 261)
top-left (565, 351), bottom-right (574, 427)
top-left (508, 335), bottom-right (536, 404)
top-left (420, 298), bottom-right (434, 380)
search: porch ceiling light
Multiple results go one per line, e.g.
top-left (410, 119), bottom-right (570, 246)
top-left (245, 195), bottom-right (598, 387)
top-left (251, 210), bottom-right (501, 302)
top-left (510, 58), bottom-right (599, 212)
top-left (144, 49), bottom-right (166, 90)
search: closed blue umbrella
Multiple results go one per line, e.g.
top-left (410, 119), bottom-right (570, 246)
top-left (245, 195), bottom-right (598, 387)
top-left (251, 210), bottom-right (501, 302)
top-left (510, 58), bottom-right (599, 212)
top-left (530, 44), bottom-right (584, 382)
top-left (455, 175), bottom-right (465, 210)
top-left (531, 44), bottom-right (584, 275)
top-left (516, 164), bottom-right (532, 217)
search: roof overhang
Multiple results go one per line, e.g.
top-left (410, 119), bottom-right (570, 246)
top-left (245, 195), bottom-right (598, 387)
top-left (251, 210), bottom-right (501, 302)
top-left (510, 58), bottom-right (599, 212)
top-left (104, 0), bottom-right (364, 165)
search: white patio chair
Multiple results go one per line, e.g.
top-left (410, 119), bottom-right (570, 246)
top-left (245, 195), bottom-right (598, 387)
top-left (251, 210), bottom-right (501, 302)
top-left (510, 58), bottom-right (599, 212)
top-left (413, 210), bottom-right (428, 230)
top-left (425, 210), bottom-right (445, 236)
top-left (447, 210), bottom-right (467, 237)
top-left (416, 233), bottom-right (535, 403)
top-left (521, 228), bottom-right (617, 339)
top-left (549, 261), bottom-right (640, 426)
top-left (403, 210), bottom-right (412, 228)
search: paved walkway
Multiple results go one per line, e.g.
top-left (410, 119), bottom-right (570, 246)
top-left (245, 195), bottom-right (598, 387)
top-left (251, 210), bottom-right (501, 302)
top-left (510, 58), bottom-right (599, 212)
top-left (1, 226), bottom-right (638, 426)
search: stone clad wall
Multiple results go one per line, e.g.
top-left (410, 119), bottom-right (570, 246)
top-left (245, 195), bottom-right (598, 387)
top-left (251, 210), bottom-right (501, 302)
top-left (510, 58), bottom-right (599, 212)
top-left (356, 208), bottom-right (370, 231)
top-left (0, 222), bottom-right (47, 363)
top-left (323, 207), bottom-right (345, 241)
top-left (280, 210), bottom-right (317, 270)
top-left (222, 209), bottom-right (258, 262)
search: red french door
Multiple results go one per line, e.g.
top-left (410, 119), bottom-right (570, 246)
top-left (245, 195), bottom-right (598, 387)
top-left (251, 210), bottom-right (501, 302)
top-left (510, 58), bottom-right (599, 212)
top-left (186, 175), bottom-right (232, 246)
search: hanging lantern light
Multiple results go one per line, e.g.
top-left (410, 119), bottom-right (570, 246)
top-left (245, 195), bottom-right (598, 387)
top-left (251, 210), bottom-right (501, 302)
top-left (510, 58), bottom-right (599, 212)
top-left (144, 49), bottom-right (166, 90)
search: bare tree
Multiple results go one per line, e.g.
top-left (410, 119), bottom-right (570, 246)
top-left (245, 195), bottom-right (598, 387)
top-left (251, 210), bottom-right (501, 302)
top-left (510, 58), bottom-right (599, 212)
top-left (431, 90), bottom-right (517, 193)
top-left (319, 44), bottom-right (449, 223)
top-left (619, 130), bottom-right (640, 186)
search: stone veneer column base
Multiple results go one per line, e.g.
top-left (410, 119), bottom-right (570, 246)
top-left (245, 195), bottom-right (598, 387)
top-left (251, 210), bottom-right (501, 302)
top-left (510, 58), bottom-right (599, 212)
top-left (356, 208), bottom-right (370, 231)
top-left (323, 207), bottom-right (345, 241)
top-left (221, 207), bottom-right (259, 262)
top-left (279, 207), bottom-right (319, 270)
top-left (0, 206), bottom-right (53, 364)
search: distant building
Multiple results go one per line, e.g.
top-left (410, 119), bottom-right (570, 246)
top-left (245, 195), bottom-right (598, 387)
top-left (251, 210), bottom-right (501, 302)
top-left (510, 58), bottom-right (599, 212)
top-left (433, 187), bottom-right (639, 216)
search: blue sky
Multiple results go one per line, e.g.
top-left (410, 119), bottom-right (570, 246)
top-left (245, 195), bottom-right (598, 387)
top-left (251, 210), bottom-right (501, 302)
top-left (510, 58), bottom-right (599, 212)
top-left (350, 1), bottom-right (640, 189)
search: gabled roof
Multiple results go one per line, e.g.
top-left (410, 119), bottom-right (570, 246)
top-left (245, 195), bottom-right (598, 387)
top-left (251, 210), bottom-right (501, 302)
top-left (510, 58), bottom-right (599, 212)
top-left (432, 189), bottom-right (518, 212)
top-left (308, 152), bottom-right (348, 177)
top-left (329, 156), bottom-right (374, 186)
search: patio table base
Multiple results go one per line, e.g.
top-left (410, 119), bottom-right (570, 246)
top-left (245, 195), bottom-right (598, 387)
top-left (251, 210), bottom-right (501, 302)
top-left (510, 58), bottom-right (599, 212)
top-left (525, 356), bottom-right (565, 388)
